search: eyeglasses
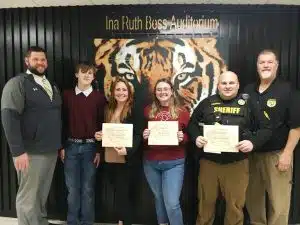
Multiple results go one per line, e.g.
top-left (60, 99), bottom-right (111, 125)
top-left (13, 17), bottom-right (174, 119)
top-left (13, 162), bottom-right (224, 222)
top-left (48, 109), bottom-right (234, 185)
top-left (156, 87), bottom-right (171, 92)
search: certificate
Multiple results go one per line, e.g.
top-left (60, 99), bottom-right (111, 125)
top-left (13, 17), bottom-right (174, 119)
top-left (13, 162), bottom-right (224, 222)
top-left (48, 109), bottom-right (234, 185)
top-left (102, 123), bottom-right (133, 147)
top-left (203, 125), bottom-right (239, 153)
top-left (148, 121), bottom-right (179, 146)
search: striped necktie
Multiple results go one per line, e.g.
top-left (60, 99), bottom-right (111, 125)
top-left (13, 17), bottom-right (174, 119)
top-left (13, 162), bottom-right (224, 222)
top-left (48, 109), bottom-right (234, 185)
top-left (42, 78), bottom-right (53, 100)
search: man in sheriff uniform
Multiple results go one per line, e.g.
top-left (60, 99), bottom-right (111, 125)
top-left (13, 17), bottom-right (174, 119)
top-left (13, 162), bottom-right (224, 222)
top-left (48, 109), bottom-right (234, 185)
top-left (245, 49), bottom-right (300, 225)
top-left (187, 71), bottom-right (272, 225)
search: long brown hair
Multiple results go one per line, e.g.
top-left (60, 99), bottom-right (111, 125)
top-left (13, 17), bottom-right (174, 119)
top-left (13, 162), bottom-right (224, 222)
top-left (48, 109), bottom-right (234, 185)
top-left (105, 77), bottom-right (134, 122)
top-left (149, 78), bottom-right (180, 119)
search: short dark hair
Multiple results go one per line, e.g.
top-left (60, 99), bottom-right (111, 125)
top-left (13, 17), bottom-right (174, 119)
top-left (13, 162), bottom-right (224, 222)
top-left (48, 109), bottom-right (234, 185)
top-left (75, 62), bottom-right (97, 74)
top-left (257, 49), bottom-right (278, 61)
top-left (25, 46), bottom-right (46, 58)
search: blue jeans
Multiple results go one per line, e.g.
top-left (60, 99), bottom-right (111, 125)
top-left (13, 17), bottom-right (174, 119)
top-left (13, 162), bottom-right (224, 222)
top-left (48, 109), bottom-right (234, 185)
top-left (64, 142), bottom-right (97, 225)
top-left (143, 158), bottom-right (185, 225)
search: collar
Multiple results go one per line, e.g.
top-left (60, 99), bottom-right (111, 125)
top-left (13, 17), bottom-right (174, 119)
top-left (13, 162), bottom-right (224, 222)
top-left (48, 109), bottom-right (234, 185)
top-left (217, 93), bottom-right (238, 103)
top-left (255, 76), bottom-right (279, 94)
top-left (26, 69), bottom-right (46, 81)
top-left (75, 86), bottom-right (93, 97)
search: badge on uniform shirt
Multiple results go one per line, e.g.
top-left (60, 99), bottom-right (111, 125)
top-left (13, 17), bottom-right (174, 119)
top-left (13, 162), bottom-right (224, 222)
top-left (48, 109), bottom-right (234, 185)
top-left (238, 99), bottom-right (246, 105)
top-left (241, 93), bottom-right (250, 100)
top-left (267, 99), bottom-right (276, 108)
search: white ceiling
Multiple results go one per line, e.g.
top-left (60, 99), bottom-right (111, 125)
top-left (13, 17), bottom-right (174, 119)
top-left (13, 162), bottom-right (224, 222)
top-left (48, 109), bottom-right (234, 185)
top-left (0, 0), bottom-right (300, 8)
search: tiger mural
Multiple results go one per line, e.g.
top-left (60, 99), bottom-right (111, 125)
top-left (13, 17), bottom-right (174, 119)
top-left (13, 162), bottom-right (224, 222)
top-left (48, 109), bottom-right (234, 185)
top-left (94, 38), bottom-right (227, 113)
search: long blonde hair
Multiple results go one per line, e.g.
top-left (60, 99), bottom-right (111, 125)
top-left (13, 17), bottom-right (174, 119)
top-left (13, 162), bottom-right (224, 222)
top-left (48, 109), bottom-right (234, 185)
top-left (105, 77), bottom-right (134, 122)
top-left (149, 78), bottom-right (180, 119)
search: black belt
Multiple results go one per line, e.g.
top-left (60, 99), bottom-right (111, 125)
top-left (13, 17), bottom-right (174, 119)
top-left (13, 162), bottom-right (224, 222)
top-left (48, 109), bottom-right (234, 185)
top-left (68, 138), bottom-right (96, 143)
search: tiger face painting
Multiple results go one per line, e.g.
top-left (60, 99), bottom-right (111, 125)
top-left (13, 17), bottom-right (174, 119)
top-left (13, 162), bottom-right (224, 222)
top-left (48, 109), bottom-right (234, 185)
top-left (94, 38), bottom-right (227, 113)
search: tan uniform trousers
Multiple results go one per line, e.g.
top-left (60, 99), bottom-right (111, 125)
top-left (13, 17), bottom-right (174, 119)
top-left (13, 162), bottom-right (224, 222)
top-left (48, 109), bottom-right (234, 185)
top-left (246, 151), bottom-right (292, 225)
top-left (196, 159), bottom-right (249, 225)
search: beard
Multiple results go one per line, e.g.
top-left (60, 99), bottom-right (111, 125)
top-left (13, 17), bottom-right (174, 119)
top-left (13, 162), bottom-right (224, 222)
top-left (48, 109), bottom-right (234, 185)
top-left (27, 66), bottom-right (46, 76)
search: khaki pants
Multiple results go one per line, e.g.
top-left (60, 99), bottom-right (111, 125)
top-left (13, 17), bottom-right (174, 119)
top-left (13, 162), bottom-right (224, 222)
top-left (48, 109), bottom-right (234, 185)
top-left (15, 152), bottom-right (57, 225)
top-left (246, 151), bottom-right (292, 225)
top-left (196, 159), bottom-right (249, 225)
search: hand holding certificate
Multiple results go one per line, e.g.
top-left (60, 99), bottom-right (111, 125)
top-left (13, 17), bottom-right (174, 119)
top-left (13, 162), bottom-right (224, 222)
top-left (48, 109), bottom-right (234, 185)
top-left (148, 121), bottom-right (179, 145)
top-left (203, 125), bottom-right (239, 153)
top-left (102, 123), bottom-right (133, 147)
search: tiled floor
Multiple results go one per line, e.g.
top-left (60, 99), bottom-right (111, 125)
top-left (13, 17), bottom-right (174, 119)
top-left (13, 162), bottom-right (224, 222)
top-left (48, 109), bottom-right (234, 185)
top-left (0, 217), bottom-right (106, 225)
top-left (0, 217), bottom-right (16, 225)
top-left (1, 217), bottom-right (299, 225)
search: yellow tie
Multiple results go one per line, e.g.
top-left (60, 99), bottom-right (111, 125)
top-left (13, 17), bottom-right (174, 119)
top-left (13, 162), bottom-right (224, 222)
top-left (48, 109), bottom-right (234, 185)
top-left (42, 78), bottom-right (53, 100)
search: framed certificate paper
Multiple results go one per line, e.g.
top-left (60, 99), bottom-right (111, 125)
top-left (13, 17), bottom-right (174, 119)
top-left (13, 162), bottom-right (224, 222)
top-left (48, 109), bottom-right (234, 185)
top-left (203, 125), bottom-right (239, 153)
top-left (148, 121), bottom-right (178, 146)
top-left (102, 123), bottom-right (133, 147)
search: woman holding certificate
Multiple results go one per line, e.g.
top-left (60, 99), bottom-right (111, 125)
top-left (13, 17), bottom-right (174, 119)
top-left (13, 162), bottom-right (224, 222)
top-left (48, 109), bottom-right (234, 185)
top-left (142, 78), bottom-right (190, 225)
top-left (94, 77), bottom-right (142, 225)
